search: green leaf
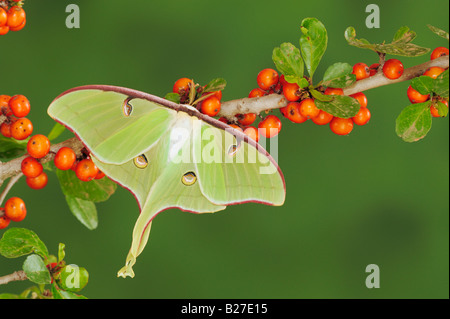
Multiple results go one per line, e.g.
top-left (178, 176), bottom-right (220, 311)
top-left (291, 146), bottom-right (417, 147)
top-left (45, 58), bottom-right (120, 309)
top-left (310, 89), bottom-right (334, 102)
top-left (164, 93), bottom-right (180, 104)
top-left (284, 75), bottom-right (309, 88)
top-left (411, 76), bottom-right (435, 95)
top-left (47, 123), bottom-right (66, 141)
top-left (434, 69), bottom-right (449, 98)
top-left (315, 95), bottom-right (360, 118)
top-left (51, 283), bottom-right (87, 299)
top-left (22, 254), bottom-right (52, 285)
top-left (57, 264), bottom-right (89, 293)
top-left (345, 26), bottom-right (430, 57)
top-left (396, 102), bottom-right (432, 143)
top-left (0, 293), bottom-right (21, 299)
top-left (427, 24), bottom-right (449, 41)
top-left (0, 135), bottom-right (27, 161)
top-left (65, 195), bottom-right (98, 230)
top-left (299, 18), bottom-right (328, 79)
top-left (203, 78), bottom-right (227, 93)
top-left (322, 62), bottom-right (357, 88)
top-left (58, 243), bottom-right (66, 262)
top-left (272, 42), bottom-right (304, 79)
top-left (56, 168), bottom-right (117, 203)
top-left (0, 228), bottom-right (49, 259)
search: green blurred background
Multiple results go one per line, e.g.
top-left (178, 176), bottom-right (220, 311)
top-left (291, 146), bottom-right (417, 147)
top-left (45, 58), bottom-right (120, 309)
top-left (0, 0), bottom-right (448, 299)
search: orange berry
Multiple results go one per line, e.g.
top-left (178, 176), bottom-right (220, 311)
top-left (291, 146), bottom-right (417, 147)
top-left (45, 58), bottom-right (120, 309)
top-left (8, 95), bottom-right (30, 118)
top-left (237, 113), bottom-right (257, 126)
top-left (10, 18), bottom-right (26, 32)
top-left (352, 107), bottom-right (371, 126)
top-left (430, 47), bottom-right (449, 60)
top-left (75, 159), bottom-right (99, 182)
top-left (282, 82), bottom-right (300, 102)
top-left (10, 117), bottom-right (33, 140)
top-left (4, 197), bottom-right (27, 222)
top-left (311, 110), bottom-right (334, 125)
top-left (430, 100), bottom-right (449, 118)
top-left (27, 134), bottom-right (51, 159)
top-left (350, 92), bottom-right (368, 108)
top-left (352, 62), bottom-right (370, 80)
top-left (280, 102), bottom-right (307, 124)
top-left (200, 96), bottom-right (221, 117)
top-left (258, 115), bottom-right (282, 138)
top-left (0, 214), bottom-right (10, 230)
top-left (0, 8), bottom-right (7, 27)
top-left (369, 63), bottom-right (380, 76)
top-left (7, 6), bottom-right (26, 28)
top-left (243, 126), bottom-right (259, 142)
top-left (0, 95), bottom-right (12, 116)
top-left (330, 117), bottom-right (354, 136)
top-left (248, 88), bottom-right (266, 98)
top-left (54, 147), bottom-right (77, 171)
top-left (0, 25), bottom-right (9, 35)
top-left (299, 98), bottom-right (320, 119)
top-left (0, 122), bottom-right (12, 138)
top-left (423, 66), bottom-right (445, 79)
top-left (172, 78), bottom-right (192, 94)
top-left (21, 156), bottom-right (43, 178)
top-left (382, 59), bottom-right (404, 80)
top-left (324, 87), bottom-right (344, 96)
top-left (95, 170), bottom-right (106, 180)
top-left (407, 85), bottom-right (430, 104)
top-left (26, 172), bottom-right (48, 190)
top-left (257, 68), bottom-right (279, 91)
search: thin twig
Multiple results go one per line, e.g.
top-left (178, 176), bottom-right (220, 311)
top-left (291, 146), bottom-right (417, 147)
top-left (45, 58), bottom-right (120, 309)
top-left (0, 270), bottom-right (28, 286)
top-left (0, 173), bottom-right (23, 208)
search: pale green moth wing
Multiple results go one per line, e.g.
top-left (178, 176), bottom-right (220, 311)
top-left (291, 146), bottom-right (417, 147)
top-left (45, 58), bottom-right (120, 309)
top-left (48, 85), bottom-right (286, 278)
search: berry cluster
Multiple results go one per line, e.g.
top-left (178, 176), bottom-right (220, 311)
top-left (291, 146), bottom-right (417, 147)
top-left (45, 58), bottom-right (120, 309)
top-left (407, 47), bottom-right (449, 117)
top-left (0, 1), bottom-right (26, 36)
top-left (1, 94), bottom-right (33, 140)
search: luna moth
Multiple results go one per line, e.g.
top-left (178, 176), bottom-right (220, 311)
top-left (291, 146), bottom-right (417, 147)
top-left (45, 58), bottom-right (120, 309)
top-left (47, 85), bottom-right (286, 278)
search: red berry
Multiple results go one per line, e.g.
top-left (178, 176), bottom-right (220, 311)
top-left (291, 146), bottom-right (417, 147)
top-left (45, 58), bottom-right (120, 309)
top-left (430, 47), bottom-right (449, 60)
top-left (200, 96), bottom-right (221, 117)
top-left (172, 78), bottom-right (192, 94)
top-left (237, 113), bottom-right (256, 126)
top-left (7, 6), bottom-right (26, 28)
top-left (350, 92), bottom-right (368, 108)
top-left (382, 59), bottom-right (404, 80)
top-left (352, 62), bottom-right (370, 80)
top-left (21, 156), bottom-right (44, 178)
top-left (299, 98), bottom-right (320, 119)
top-left (257, 68), bottom-right (279, 91)
top-left (248, 88), bottom-right (267, 98)
top-left (280, 102), bottom-right (307, 124)
top-left (407, 85), bottom-right (430, 104)
top-left (27, 134), bottom-right (51, 159)
top-left (0, 214), bottom-right (10, 230)
top-left (423, 66), bottom-right (445, 79)
top-left (0, 25), bottom-right (9, 36)
top-left (311, 110), bottom-right (334, 125)
top-left (258, 115), bottom-right (282, 138)
top-left (352, 107), bottom-right (371, 126)
top-left (75, 159), bottom-right (99, 182)
top-left (330, 117), bottom-right (354, 136)
top-left (4, 197), bottom-right (27, 222)
top-left (0, 8), bottom-right (7, 27)
top-left (0, 122), bottom-right (12, 138)
top-left (282, 82), bottom-right (300, 102)
top-left (243, 126), bottom-right (259, 142)
top-left (8, 95), bottom-right (30, 118)
top-left (26, 172), bottom-right (48, 190)
top-left (10, 118), bottom-right (33, 140)
top-left (324, 87), bottom-right (344, 96)
top-left (54, 147), bottom-right (77, 171)
top-left (369, 63), bottom-right (380, 76)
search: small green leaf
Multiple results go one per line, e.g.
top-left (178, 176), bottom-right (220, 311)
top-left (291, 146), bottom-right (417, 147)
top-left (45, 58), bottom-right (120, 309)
top-left (396, 102), bottom-right (432, 143)
top-left (0, 135), bottom-right (27, 161)
top-left (411, 76), bottom-right (435, 95)
top-left (284, 75), bottom-right (309, 88)
top-left (272, 42), bottom-right (304, 79)
top-left (56, 169), bottom-right (117, 203)
top-left (65, 195), bottom-right (98, 230)
top-left (51, 283), bottom-right (87, 299)
top-left (0, 228), bottom-right (49, 259)
top-left (203, 78), bottom-right (227, 93)
top-left (427, 24), bottom-right (449, 41)
top-left (322, 62), bottom-right (357, 88)
top-left (164, 93), bottom-right (180, 104)
top-left (434, 69), bottom-right (449, 98)
top-left (393, 26), bottom-right (417, 43)
top-left (58, 243), bottom-right (66, 262)
top-left (47, 123), bottom-right (66, 141)
top-left (0, 293), bottom-right (21, 299)
top-left (310, 89), bottom-right (334, 102)
top-left (22, 254), bottom-right (52, 285)
top-left (315, 95), bottom-right (360, 118)
top-left (299, 18), bottom-right (328, 79)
